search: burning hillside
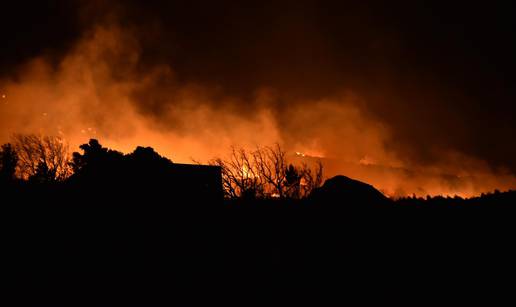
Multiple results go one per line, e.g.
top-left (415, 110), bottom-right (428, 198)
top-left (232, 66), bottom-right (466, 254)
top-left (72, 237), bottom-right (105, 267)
top-left (1, 2), bottom-right (515, 197)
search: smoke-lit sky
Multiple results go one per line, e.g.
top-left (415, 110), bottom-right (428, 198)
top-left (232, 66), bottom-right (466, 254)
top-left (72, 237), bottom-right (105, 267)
top-left (1, 1), bottom-right (515, 196)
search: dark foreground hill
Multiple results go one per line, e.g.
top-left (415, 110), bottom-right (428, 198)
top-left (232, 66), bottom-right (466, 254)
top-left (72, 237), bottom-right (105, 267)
top-left (311, 175), bottom-right (391, 206)
top-left (4, 175), bottom-right (516, 306)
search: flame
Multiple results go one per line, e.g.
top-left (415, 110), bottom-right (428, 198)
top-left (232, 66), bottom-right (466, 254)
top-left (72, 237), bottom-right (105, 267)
top-left (0, 25), bottom-right (514, 198)
top-left (241, 165), bottom-right (259, 179)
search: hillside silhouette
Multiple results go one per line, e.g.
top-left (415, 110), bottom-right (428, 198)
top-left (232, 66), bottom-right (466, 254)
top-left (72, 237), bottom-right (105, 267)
top-left (2, 137), bottom-right (516, 306)
top-left (311, 175), bottom-right (391, 207)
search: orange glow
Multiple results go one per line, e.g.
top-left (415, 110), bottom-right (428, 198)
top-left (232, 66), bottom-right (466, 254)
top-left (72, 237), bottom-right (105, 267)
top-left (241, 165), bottom-right (258, 179)
top-left (0, 25), bottom-right (514, 198)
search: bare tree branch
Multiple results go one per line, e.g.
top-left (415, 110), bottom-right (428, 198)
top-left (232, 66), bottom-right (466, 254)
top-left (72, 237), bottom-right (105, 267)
top-left (211, 144), bottom-right (324, 199)
top-left (12, 134), bottom-right (72, 182)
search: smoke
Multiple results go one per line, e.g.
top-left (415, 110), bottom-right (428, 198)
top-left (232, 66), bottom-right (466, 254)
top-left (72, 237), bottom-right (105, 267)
top-left (0, 24), bottom-right (383, 162)
top-left (0, 5), bottom-right (514, 197)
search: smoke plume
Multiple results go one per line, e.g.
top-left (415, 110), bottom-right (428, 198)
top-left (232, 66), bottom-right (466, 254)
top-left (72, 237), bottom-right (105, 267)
top-left (1, 2), bottom-right (514, 197)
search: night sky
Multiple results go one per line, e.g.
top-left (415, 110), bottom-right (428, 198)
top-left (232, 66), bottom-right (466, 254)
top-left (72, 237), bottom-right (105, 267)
top-left (1, 1), bottom-right (515, 192)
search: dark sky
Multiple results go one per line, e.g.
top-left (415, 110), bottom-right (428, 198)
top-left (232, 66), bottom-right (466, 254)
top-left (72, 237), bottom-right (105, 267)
top-left (1, 1), bottom-right (515, 171)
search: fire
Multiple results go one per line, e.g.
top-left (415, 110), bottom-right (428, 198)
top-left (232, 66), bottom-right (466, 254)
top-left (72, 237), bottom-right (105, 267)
top-left (241, 165), bottom-right (258, 179)
top-left (0, 26), bottom-right (514, 199)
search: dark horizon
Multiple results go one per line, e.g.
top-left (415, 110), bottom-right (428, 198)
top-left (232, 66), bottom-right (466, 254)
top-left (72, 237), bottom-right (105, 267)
top-left (4, 134), bottom-right (516, 306)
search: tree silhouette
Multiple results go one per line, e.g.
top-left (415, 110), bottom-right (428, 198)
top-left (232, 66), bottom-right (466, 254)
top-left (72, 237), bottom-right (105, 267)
top-left (30, 162), bottom-right (55, 184)
top-left (69, 139), bottom-right (125, 184)
top-left (12, 134), bottom-right (71, 182)
top-left (127, 146), bottom-right (173, 170)
top-left (71, 139), bottom-right (118, 172)
top-left (285, 164), bottom-right (301, 199)
top-left (253, 144), bottom-right (288, 198)
top-left (210, 147), bottom-right (263, 199)
top-left (0, 143), bottom-right (18, 182)
top-left (211, 144), bottom-right (324, 199)
top-left (299, 161), bottom-right (323, 198)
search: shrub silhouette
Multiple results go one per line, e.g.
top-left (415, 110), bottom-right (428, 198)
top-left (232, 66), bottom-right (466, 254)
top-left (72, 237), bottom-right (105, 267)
top-left (0, 143), bottom-right (18, 183)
